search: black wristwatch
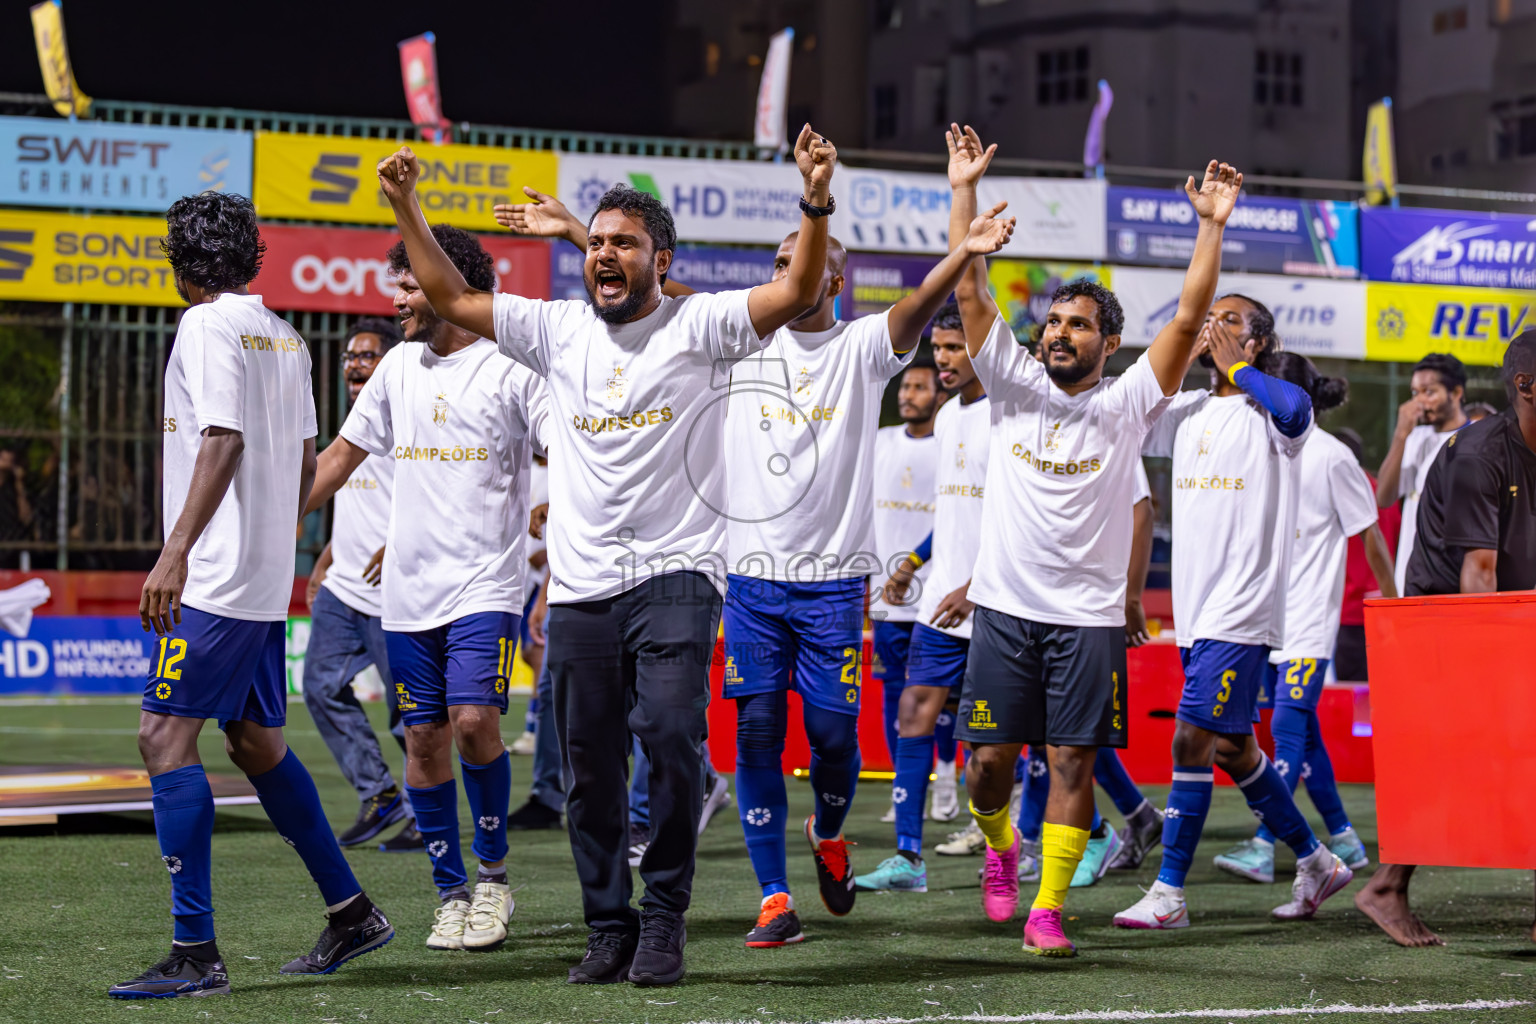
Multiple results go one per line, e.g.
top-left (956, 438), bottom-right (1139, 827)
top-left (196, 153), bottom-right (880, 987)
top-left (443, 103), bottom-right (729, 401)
top-left (799, 194), bottom-right (836, 218)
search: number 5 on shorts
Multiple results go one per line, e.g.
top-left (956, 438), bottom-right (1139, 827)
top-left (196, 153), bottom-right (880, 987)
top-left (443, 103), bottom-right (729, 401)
top-left (1212, 668), bottom-right (1235, 718)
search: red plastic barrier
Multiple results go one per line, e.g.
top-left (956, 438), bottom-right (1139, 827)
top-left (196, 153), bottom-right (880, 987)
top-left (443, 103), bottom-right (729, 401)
top-left (0, 571), bottom-right (311, 618)
top-left (1365, 591), bottom-right (1536, 870)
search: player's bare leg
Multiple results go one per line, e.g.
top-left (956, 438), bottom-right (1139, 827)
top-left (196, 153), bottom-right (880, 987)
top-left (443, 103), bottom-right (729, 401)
top-left (1354, 864), bottom-right (1443, 947)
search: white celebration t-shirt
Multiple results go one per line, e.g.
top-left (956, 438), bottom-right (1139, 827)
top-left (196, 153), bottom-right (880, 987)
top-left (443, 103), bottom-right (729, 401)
top-left (1144, 389), bottom-right (1312, 648)
top-left (1271, 429), bottom-right (1378, 663)
top-left (491, 290), bottom-right (766, 604)
top-left (1393, 424), bottom-right (1457, 596)
top-left (915, 395), bottom-right (991, 639)
top-left (968, 315), bottom-right (1172, 628)
top-left (725, 311), bottom-right (912, 580)
top-left (321, 451), bottom-right (393, 619)
top-left (340, 339), bottom-right (541, 632)
top-left (870, 425), bottom-right (940, 624)
top-left (162, 293), bottom-right (317, 621)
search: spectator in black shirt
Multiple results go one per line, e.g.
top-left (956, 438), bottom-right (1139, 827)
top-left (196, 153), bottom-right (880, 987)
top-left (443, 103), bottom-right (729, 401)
top-left (1356, 329), bottom-right (1536, 948)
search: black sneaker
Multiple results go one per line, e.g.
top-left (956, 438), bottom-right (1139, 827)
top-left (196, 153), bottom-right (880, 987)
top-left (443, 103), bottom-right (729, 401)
top-left (108, 945), bottom-right (230, 999)
top-left (804, 816), bottom-right (856, 916)
top-left (567, 930), bottom-right (638, 984)
top-left (627, 822), bottom-right (650, 868)
top-left (744, 893), bottom-right (805, 948)
top-left (507, 799), bottom-right (563, 831)
top-left (338, 789), bottom-right (406, 847)
top-left (629, 910), bottom-right (686, 986)
top-left (378, 820), bottom-right (424, 853)
top-left (280, 897), bottom-right (394, 975)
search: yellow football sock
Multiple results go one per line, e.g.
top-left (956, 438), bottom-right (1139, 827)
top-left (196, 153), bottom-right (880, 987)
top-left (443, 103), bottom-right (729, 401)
top-left (969, 800), bottom-right (1016, 852)
top-left (1032, 822), bottom-right (1090, 911)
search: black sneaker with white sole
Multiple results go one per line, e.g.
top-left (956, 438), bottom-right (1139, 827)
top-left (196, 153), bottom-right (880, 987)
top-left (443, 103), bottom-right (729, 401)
top-left (279, 897), bottom-right (394, 975)
top-left (568, 930), bottom-right (638, 984)
top-left (338, 790), bottom-right (406, 847)
top-left (108, 944), bottom-right (230, 999)
top-left (378, 820), bottom-right (424, 853)
top-left (629, 909), bottom-right (686, 986)
top-left (627, 822), bottom-right (650, 868)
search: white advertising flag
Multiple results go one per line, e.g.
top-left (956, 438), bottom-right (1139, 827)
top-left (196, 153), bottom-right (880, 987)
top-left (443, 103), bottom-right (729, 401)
top-left (754, 28), bottom-right (795, 152)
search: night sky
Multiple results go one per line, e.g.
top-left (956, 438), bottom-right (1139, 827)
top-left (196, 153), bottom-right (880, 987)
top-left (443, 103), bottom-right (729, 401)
top-left (0, 0), bottom-right (677, 136)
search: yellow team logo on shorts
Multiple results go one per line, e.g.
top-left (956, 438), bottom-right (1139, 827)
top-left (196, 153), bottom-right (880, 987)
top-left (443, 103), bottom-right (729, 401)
top-left (154, 681), bottom-right (172, 701)
top-left (395, 681), bottom-right (418, 711)
top-left (495, 675), bottom-right (507, 695)
top-left (969, 699), bottom-right (996, 729)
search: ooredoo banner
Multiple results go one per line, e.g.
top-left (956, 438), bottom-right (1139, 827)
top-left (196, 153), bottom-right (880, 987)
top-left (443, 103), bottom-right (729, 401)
top-left (252, 224), bottom-right (549, 314)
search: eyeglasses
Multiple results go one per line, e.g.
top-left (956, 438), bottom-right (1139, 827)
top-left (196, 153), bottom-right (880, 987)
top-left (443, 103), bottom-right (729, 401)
top-left (341, 351), bottom-right (382, 365)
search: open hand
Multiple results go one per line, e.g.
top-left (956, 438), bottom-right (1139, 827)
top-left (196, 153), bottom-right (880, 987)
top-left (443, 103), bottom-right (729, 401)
top-left (1185, 160), bottom-right (1243, 225)
top-left (140, 551), bottom-right (187, 636)
top-left (1125, 597), bottom-right (1150, 647)
top-left (494, 187), bottom-right (585, 243)
top-left (362, 545), bottom-right (385, 587)
top-left (1203, 317), bottom-right (1250, 379)
top-left (376, 147), bottom-right (421, 205)
top-left (946, 123), bottom-right (996, 190)
top-left (794, 124), bottom-right (836, 196)
top-left (965, 201), bottom-right (1015, 255)
top-left (929, 582), bottom-right (975, 631)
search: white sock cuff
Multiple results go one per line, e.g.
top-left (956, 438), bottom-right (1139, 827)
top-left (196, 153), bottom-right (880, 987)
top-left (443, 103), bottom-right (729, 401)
top-left (1235, 753), bottom-right (1270, 790)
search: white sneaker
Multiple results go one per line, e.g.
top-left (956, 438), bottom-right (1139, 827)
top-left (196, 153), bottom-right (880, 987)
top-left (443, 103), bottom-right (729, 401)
top-left (699, 775), bottom-right (732, 834)
top-left (427, 898), bottom-right (470, 949)
top-left (880, 801), bottom-right (897, 824)
top-left (509, 730), bottom-right (537, 756)
top-left (1009, 781), bottom-right (1024, 825)
top-left (1113, 881), bottom-right (1189, 930)
top-left (1018, 838), bottom-right (1042, 882)
top-left (463, 882), bottom-right (514, 948)
top-left (935, 820), bottom-right (986, 856)
top-left (929, 761), bottom-right (960, 822)
top-left (1273, 847), bottom-right (1353, 920)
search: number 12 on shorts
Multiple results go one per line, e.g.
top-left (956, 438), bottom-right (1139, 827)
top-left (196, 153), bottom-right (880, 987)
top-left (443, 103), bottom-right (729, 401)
top-left (155, 637), bottom-right (187, 680)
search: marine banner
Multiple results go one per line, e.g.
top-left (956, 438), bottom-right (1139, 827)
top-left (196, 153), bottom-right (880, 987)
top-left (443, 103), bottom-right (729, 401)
top-left (1360, 206), bottom-right (1536, 290)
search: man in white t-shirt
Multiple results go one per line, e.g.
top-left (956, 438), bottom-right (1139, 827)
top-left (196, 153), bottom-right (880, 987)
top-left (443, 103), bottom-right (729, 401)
top-left (945, 129), bottom-right (1241, 959)
top-left (304, 227), bottom-right (543, 955)
top-left (373, 128), bottom-right (840, 986)
top-left (1374, 353), bottom-right (1468, 594)
top-left (1115, 298), bottom-right (1352, 933)
top-left (301, 317), bottom-right (414, 851)
top-left (116, 194), bottom-right (391, 1000)
top-left (869, 356), bottom-right (950, 823)
top-left (1210, 353), bottom-right (1398, 887)
top-left (855, 298), bottom-right (989, 896)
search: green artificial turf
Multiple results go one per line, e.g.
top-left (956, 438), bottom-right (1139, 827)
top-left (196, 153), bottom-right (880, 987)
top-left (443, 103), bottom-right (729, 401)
top-left (0, 697), bottom-right (1531, 1024)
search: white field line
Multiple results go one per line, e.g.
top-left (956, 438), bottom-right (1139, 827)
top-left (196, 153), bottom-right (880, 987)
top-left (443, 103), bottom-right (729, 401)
top-left (682, 1000), bottom-right (1531, 1024)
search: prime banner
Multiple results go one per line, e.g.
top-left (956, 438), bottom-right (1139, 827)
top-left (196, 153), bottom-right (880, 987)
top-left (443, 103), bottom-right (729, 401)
top-left (254, 132), bottom-right (558, 230)
top-left (0, 115), bottom-right (252, 212)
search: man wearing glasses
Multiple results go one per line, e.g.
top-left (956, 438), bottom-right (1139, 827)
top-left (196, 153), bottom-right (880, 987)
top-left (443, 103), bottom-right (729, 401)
top-left (302, 318), bottom-right (417, 851)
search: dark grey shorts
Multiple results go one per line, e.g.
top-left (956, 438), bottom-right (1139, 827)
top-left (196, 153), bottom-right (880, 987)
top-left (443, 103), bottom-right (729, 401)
top-left (955, 605), bottom-right (1128, 748)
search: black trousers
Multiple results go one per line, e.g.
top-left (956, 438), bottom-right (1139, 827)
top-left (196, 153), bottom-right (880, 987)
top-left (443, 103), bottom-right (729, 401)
top-left (547, 570), bottom-right (722, 933)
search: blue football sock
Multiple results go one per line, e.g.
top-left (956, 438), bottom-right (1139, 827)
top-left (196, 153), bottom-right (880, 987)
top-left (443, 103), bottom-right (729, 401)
top-left (1094, 746), bottom-right (1146, 818)
top-left (736, 692), bottom-right (790, 897)
top-left (461, 750), bottom-right (512, 866)
top-left (1156, 765), bottom-right (1213, 889)
top-left (1256, 705), bottom-right (1309, 845)
top-left (1091, 804), bottom-right (1104, 834)
top-left (881, 679), bottom-right (903, 766)
top-left (407, 778), bottom-right (468, 898)
top-left (248, 748), bottom-right (361, 907)
top-left (934, 708), bottom-right (957, 767)
top-left (1016, 746), bottom-right (1050, 843)
top-left (1231, 752), bottom-right (1320, 859)
top-left (805, 703), bottom-right (860, 840)
top-left (893, 734), bottom-right (934, 854)
top-left (1302, 710), bottom-right (1352, 835)
top-left (151, 765), bottom-right (216, 944)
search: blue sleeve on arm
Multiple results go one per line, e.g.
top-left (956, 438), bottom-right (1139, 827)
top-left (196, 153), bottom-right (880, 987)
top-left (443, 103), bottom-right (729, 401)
top-left (1232, 365), bottom-right (1312, 438)
top-left (913, 532), bottom-right (934, 564)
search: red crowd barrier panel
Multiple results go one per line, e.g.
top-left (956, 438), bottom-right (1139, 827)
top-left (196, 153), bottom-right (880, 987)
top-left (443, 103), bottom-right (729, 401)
top-left (1365, 591), bottom-right (1536, 870)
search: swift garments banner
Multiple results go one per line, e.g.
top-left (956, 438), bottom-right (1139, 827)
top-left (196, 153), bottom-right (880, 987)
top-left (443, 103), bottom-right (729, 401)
top-left (1365, 281), bottom-right (1530, 367)
top-left (254, 132), bottom-right (557, 230)
top-left (0, 208), bottom-right (178, 305)
top-left (252, 224), bottom-right (550, 314)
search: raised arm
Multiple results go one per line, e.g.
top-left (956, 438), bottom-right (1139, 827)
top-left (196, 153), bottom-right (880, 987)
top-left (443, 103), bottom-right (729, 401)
top-left (302, 436), bottom-right (369, 518)
top-left (745, 125), bottom-right (837, 339)
top-left (1146, 161), bottom-right (1243, 394)
top-left (945, 124), bottom-right (1003, 356)
top-left (140, 427), bottom-right (244, 636)
top-left (888, 202), bottom-right (1014, 353)
top-left (378, 147), bottom-right (497, 339)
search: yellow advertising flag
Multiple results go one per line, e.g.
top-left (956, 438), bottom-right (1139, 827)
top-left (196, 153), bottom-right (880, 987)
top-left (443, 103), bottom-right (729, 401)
top-left (1365, 281), bottom-right (1529, 367)
top-left (254, 133), bottom-right (558, 230)
top-left (0, 209), bottom-right (180, 306)
top-left (1362, 98), bottom-right (1396, 206)
top-left (29, 1), bottom-right (91, 119)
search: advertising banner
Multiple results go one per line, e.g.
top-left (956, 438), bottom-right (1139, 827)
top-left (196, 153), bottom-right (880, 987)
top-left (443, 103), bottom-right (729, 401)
top-left (839, 167), bottom-right (1106, 259)
top-left (29, 1), bottom-right (90, 119)
top-left (1360, 206), bottom-right (1536, 290)
top-left (1114, 266), bottom-right (1367, 359)
top-left (0, 115), bottom-right (252, 212)
top-left (843, 252), bottom-right (937, 319)
top-left (1107, 186), bottom-right (1359, 278)
top-left (1363, 98), bottom-right (1397, 206)
top-left (254, 132), bottom-right (557, 230)
top-left (1365, 281), bottom-right (1530, 367)
top-left (0, 208), bottom-right (178, 305)
top-left (987, 259), bottom-right (1110, 341)
top-left (253, 224), bottom-right (549, 314)
top-left (754, 28), bottom-right (794, 152)
top-left (550, 243), bottom-right (774, 301)
top-left (0, 616), bottom-right (152, 695)
top-left (398, 32), bottom-right (451, 144)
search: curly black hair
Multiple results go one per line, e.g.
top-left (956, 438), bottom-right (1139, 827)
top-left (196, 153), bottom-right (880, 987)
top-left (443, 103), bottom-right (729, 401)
top-left (1216, 293), bottom-right (1280, 370)
top-left (1503, 329), bottom-right (1536, 405)
top-left (1050, 280), bottom-right (1124, 338)
top-left (347, 316), bottom-right (404, 352)
top-left (590, 184), bottom-right (677, 282)
top-left (387, 224), bottom-right (496, 292)
top-left (1269, 351), bottom-right (1349, 412)
top-left (928, 301), bottom-right (963, 334)
top-left (1415, 352), bottom-right (1467, 394)
top-left (162, 192), bottom-right (264, 292)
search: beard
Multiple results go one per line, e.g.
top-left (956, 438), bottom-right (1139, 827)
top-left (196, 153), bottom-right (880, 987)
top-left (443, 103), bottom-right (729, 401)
top-left (404, 307), bottom-right (442, 343)
top-left (586, 262), bottom-right (658, 325)
top-left (1044, 342), bottom-right (1095, 386)
top-left (900, 398), bottom-right (936, 423)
